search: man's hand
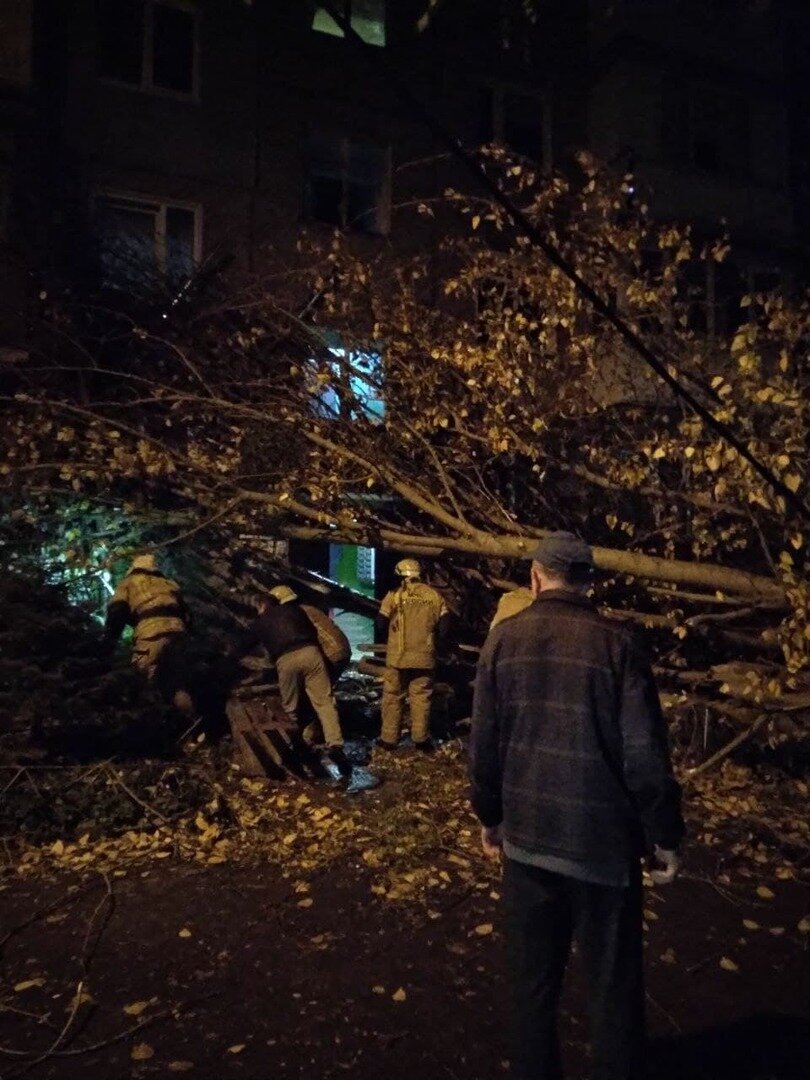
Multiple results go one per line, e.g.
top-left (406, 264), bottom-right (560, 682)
top-left (648, 846), bottom-right (679, 885)
top-left (481, 824), bottom-right (503, 861)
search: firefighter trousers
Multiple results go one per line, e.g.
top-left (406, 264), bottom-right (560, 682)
top-left (380, 666), bottom-right (433, 745)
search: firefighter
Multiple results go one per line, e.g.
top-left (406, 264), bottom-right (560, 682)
top-left (490, 586), bottom-right (533, 630)
top-left (377, 559), bottom-right (449, 752)
top-left (105, 552), bottom-right (193, 715)
top-left (268, 586), bottom-right (352, 685)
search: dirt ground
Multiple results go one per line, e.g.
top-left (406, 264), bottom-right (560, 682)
top-left (1, 749), bottom-right (808, 1080)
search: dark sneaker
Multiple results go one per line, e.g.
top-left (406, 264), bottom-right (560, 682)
top-left (344, 767), bottom-right (382, 795)
top-left (375, 739), bottom-right (400, 752)
top-left (412, 739), bottom-right (436, 754)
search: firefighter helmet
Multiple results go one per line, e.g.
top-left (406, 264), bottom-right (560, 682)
top-left (395, 559), bottom-right (422, 579)
top-left (131, 553), bottom-right (158, 572)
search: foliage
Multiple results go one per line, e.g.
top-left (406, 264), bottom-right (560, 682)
top-left (0, 153), bottom-right (807, 699)
top-left (0, 570), bottom-right (179, 759)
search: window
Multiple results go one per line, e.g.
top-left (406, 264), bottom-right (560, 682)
top-left (97, 0), bottom-right (199, 97)
top-left (310, 345), bottom-right (385, 422)
top-left (662, 81), bottom-right (750, 176)
top-left (312, 0), bottom-right (386, 46)
top-left (305, 132), bottom-right (389, 234)
top-left (95, 194), bottom-right (200, 292)
top-left (482, 85), bottom-right (550, 168)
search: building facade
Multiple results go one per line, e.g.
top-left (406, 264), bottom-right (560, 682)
top-left (0, 0), bottom-right (804, 638)
top-left (1, 0), bottom-right (804, 341)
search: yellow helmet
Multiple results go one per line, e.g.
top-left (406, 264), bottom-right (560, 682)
top-left (269, 585), bottom-right (298, 604)
top-left (395, 558), bottom-right (421, 580)
top-left (130, 553), bottom-right (158, 571)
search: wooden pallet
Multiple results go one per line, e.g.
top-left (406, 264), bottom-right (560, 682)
top-left (226, 684), bottom-right (321, 780)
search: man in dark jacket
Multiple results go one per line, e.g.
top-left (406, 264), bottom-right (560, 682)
top-left (470, 532), bottom-right (683, 1080)
top-left (232, 595), bottom-right (364, 787)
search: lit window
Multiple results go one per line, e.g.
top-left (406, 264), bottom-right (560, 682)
top-left (97, 0), bottom-right (199, 97)
top-left (305, 132), bottom-right (390, 234)
top-left (312, 0), bottom-right (386, 47)
top-left (95, 194), bottom-right (200, 292)
top-left (309, 341), bottom-right (385, 423)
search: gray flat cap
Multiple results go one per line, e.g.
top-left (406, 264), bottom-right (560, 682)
top-left (531, 532), bottom-right (594, 574)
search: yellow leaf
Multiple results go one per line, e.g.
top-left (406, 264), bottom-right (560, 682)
top-left (178, 927), bottom-right (193, 938)
top-left (392, 987), bottom-right (407, 1002)
top-left (719, 957), bottom-right (739, 973)
top-left (51, 839), bottom-right (65, 856)
top-left (471, 215), bottom-right (481, 230)
top-left (14, 978), bottom-right (45, 992)
top-left (297, 898), bottom-right (313, 909)
top-left (659, 947), bottom-right (676, 964)
top-left (227, 1044), bottom-right (246, 1054)
top-left (784, 474), bottom-right (801, 493)
top-left (756, 885), bottom-right (775, 900)
top-left (123, 1001), bottom-right (150, 1017)
top-left (742, 919), bottom-right (760, 931)
top-left (798, 916), bottom-right (810, 934)
top-left (372, 985), bottom-right (385, 995)
top-left (69, 988), bottom-right (94, 1009)
top-left (168, 1063), bottom-right (194, 1073)
top-left (474, 923), bottom-right (494, 936)
top-left (131, 1042), bottom-right (154, 1061)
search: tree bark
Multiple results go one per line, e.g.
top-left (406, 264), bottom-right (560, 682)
top-left (275, 523), bottom-right (786, 604)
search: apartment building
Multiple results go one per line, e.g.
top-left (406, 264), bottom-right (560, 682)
top-left (1, 0), bottom-right (803, 635)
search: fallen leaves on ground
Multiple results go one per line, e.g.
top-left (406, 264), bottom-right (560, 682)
top-left (2, 746), bottom-right (805, 924)
top-left (131, 1041), bottom-right (154, 1061)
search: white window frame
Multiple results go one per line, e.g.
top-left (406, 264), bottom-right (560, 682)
top-left (307, 135), bottom-right (391, 235)
top-left (98, 0), bottom-right (201, 102)
top-left (94, 190), bottom-right (203, 286)
top-left (487, 82), bottom-right (552, 173)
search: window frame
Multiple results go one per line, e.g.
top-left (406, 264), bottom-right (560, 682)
top-left (97, 0), bottom-right (201, 102)
top-left (93, 189), bottom-right (203, 290)
top-left (305, 133), bottom-right (391, 236)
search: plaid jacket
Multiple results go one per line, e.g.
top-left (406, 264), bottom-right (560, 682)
top-left (470, 590), bottom-right (684, 864)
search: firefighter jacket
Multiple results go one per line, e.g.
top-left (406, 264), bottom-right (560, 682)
top-left (301, 604), bottom-right (351, 666)
top-left (379, 581), bottom-right (449, 670)
top-left (490, 587), bottom-right (533, 630)
top-left (105, 568), bottom-right (188, 649)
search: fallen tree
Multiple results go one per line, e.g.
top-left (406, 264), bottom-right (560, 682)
top-left (0, 154), bottom-right (806, 720)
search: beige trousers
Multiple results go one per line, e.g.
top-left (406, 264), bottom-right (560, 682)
top-left (380, 667), bottom-right (433, 745)
top-left (276, 645), bottom-right (344, 748)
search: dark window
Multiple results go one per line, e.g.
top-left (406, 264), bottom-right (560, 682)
top-left (482, 85), bottom-right (549, 165)
top-left (96, 195), bottom-right (199, 292)
top-left (306, 133), bottom-right (389, 234)
top-left (152, 3), bottom-right (195, 93)
top-left (96, 1), bottom-right (197, 96)
top-left (662, 79), bottom-right (750, 176)
top-left (97, 0), bottom-right (145, 84)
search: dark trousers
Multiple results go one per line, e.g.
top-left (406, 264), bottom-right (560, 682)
top-left (503, 858), bottom-right (645, 1080)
